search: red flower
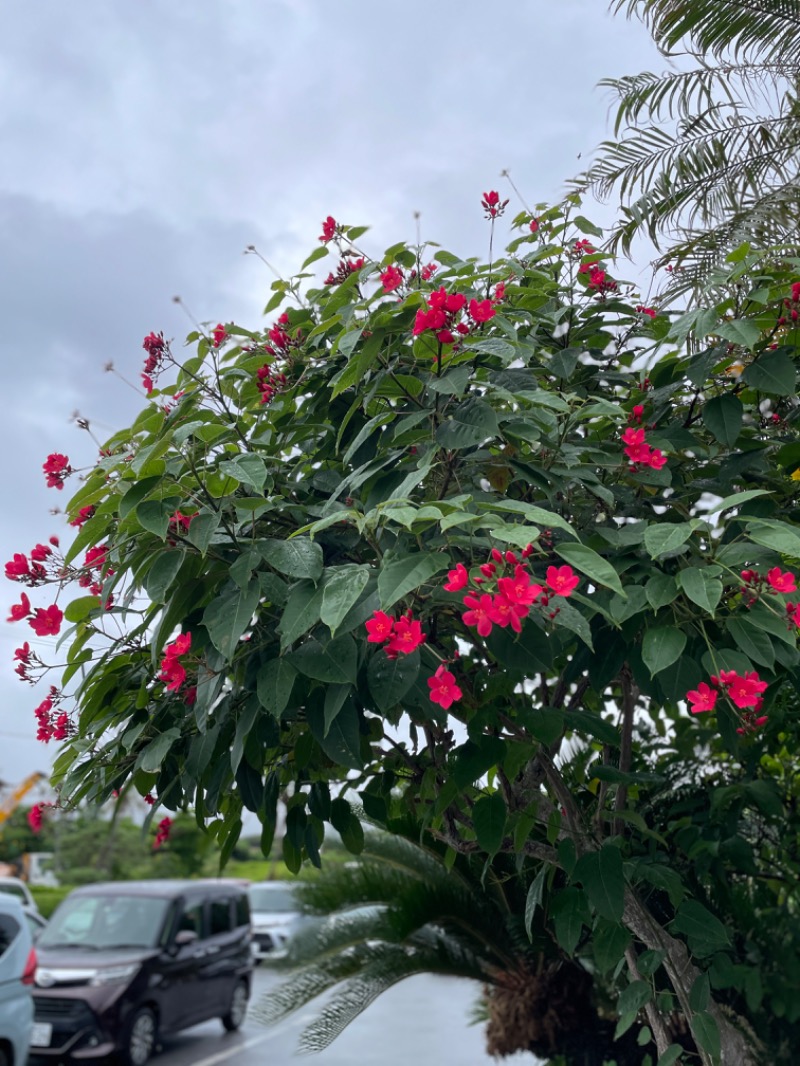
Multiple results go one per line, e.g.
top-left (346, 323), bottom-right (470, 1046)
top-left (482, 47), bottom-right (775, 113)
top-left (7, 592), bottom-right (31, 622)
top-left (5, 554), bottom-right (30, 581)
top-left (427, 665), bottom-right (462, 710)
top-left (159, 632), bottom-right (192, 691)
top-left (481, 191), bottom-right (508, 219)
top-left (387, 617), bottom-right (426, 655)
top-left (43, 453), bottom-right (71, 490)
top-left (493, 282), bottom-right (506, 303)
top-left (366, 611), bottom-right (394, 643)
top-left (636, 305), bottom-right (657, 319)
top-left (786, 602), bottom-right (800, 628)
top-left (14, 642), bottom-right (31, 664)
top-left (30, 544), bottom-right (52, 563)
top-left (319, 216), bottom-right (337, 243)
top-left (767, 567), bottom-right (796, 594)
top-left (421, 263), bottom-right (438, 281)
top-left (497, 569), bottom-right (543, 606)
top-left (686, 682), bottom-right (717, 714)
top-left (726, 671), bottom-right (768, 709)
top-left (443, 564), bottom-right (469, 592)
top-left (29, 604), bottom-right (63, 637)
top-left (791, 281), bottom-right (800, 302)
top-left (212, 324), bottom-right (228, 348)
top-left (462, 593), bottom-right (495, 638)
top-left (647, 448), bottom-right (668, 470)
top-left (169, 510), bottom-right (198, 534)
top-left (144, 793), bottom-right (156, 805)
top-left (153, 817), bottom-right (172, 849)
top-left (380, 265), bottom-right (404, 293)
top-left (629, 405), bottom-right (645, 424)
top-left (27, 804), bottom-right (44, 834)
top-left (488, 594), bottom-right (529, 633)
top-left (84, 545), bottom-right (109, 570)
top-left (545, 565), bottom-right (579, 597)
top-left (143, 332), bottom-right (165, 356)
top-left (142, 374), bottom-right (154, 394)
top-left (529, 218), bottom-right (539, 233)
top-left (468, 299), bottom-right (496, 324)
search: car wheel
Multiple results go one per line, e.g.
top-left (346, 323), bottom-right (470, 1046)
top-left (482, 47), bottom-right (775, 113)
top-left (120, 1006), bottom-right (158, 1066)
top-left (221, 979), bottom-right (249, 1031)
top-left (0, 1046), bottom-right (9, 1066)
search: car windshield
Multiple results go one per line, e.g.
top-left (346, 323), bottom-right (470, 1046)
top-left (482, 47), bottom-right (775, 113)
top-left (249, 885), bottom-right (297, 913)
top-left (38, 894), bottom-right (171, 951)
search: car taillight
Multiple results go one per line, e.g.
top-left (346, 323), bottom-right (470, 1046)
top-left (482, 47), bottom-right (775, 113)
top-left (22, 947), bottom-right (36, 986)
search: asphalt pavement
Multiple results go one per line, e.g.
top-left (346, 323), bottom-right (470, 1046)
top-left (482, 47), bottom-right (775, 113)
top-left (147, 968), bottom-right (532, 1066)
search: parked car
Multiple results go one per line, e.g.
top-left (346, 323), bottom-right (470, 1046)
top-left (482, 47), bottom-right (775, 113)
top-left (0, 893), bottom-right (36, 1066)
top-left (248, 881), bottom-right (305, 960)
top-left (0, 878), bottom-right (38, 914)
top-left (29, 879), bottom-right (252, 1065)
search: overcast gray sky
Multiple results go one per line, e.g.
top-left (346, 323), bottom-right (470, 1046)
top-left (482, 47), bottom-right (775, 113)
top-left (0, 1), bottom-right (661, 792)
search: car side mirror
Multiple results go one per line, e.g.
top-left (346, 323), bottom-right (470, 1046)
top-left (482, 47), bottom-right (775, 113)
top-left (173, 929), bottom-right (199, 950)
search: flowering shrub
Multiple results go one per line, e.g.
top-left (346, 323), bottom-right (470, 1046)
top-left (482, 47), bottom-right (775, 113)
top-left (9, 193), bottom-right (800, 1063)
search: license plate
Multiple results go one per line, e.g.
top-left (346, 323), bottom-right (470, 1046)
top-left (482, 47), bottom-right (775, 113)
top-left (31, 1022), bottom-right (53, 1047)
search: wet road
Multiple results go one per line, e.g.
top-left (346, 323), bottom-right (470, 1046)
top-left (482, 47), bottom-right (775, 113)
top-left (149, 968), bottom-right (532, 1066)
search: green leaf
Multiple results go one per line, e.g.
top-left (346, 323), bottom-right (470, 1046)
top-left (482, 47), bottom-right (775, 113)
top-left (203, 578), bottom-right (261, 658)
top-left (705, 489), bottom-right (770, 515)
top-left (118, 475), bottom-right (163, 519)
top-left (321, 566), bottom-right (371, 634)
top-left (656, 1046), bottom-right (685, 1066)
top-left (278, 581), bottom-right (325, 650)
top-left (63, 596), bottom-right (101, 624)
top-left (377, 552), bottom-right (450, 610)
top-left (323, 684), bottom-right (350, 736)
top-left (257, 659), bottom-right (297, 718)
top-left (572, 845), bottom-right (625, 922)
top-left (743, 349), bottom-right (796, 395)
top-left (567, 710), bottom-right (619, 746)
top-left (642, 627), bottom-right (687, 677)
top-left (308, 697), bottom-right (363, 771)
top-left (690, 973), bottom-right (710, 1012)
top-left (136, 500), bottom-right (170, 539)
top-left (747, 520), bottom-right (800, 559)
top-left (137, 729), bottom-right (180, 773)
top-left (261, 538), bottom-right (324, 581)
top-left (288, 634), bottom-right (358, 685)
top-left (218, 454), bottom-right (268, 491)
top-left (678, 568), bottom-right (722, 614)
top-left (186, 512), bottom-right (221, 554)
top-left (524, 865), bottom-right (547, 940)
top-left (554, 542), bottom-right (625, 596)
top-left (144, 552), bottom-right (184, 603)
top-left (367, 649), bottom-right (421, 713)
top-left (617, 980), bottom-right (652, 1016)
top-left (646, 573), bottom-right (678, 610)
top-left (593, 920), bottom-right (632, 974)
top-left (672, 900), bottom-right (730, 957)
top-left (703, 394), bottom-right (743, 447)
top-left (551, 887), bottom-right (586, 955)
top-left (644, 523), bottom-right (693, 558)
top-left (472, 792), bottom-right (507, 855)
top-left (690, 1011), bottom-right (721, 1063)
top-left (726, 617), bottom-right (775, 668)
top-left (435, 398), bottom-right (500, 450)
top-left (715, 318), bottom-right (761, 349)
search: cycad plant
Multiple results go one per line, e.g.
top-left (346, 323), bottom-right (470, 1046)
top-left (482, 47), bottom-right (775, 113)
top-left (256, 824), bottom-right (654, 1065)
top-left (575, 0), bottom-right (800, 296)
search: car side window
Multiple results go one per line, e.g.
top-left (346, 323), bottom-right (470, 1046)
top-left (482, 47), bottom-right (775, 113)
top-left (210, 897), bottom-right (232, 936)
top-left (0, 915), bottom-right (19, 957)
top-left (235, 894), bottom-right (249, 927)
top-left (177, 899), bottom-right (206, 940)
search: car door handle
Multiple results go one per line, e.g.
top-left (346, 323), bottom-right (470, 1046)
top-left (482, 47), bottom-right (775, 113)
top-left (193, 949), bottom-right (208, 958)
top-left (205, 945), bottom-right (221, 954)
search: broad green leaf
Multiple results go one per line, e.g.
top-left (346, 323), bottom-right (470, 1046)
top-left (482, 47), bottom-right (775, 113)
top-left (690, 1012), bottom-right (721, 1062)
top-left (278, 581), bottom-right (325, 650)
top-left (672, 900), bottom-right (730, 956)
top-left (261, 537), bottom-right (324, 581)
top-left (642, 627), bottom-right (687, 677)
top-left (323, 684), bottom-right (350, 736)
top-left (145, 552), bottom-right (184, 603)
top-left (551, 887), bottom-right (586, 955)
top-left (747, 520), bottom-right (800, 559)
top-left (554, 542), bottom-right (625, 596)
top-left (367, 649), bottom-right (420, 713)
top-left (203, 578), bottom-right (261, 658)
top-left (435, 398), bottom-right (499, 449)
top-left (726, 617), bottom-right (775, 668)
top-left (321, 565), bottom-right (371, 634)
top-left (656, 1046), bottom-right (685, 1066)
top-left (186, 512), bottom-right (221, 554)
top-left (742, 349), bottom-right (796, 395)
top-left (472, 792), bottom-right (507, 855)
top-left (646, 573), bottom-right (678, 610)
top-left (644, 523), bottom-right (693, 558)
top-left (593, 920), bottom-right (632, 974)
top-left (377, 553), bottom-right (450, 610)
top-left (572, 845), bottom-right (624, 922)
top-left (136, 500), bottom-right (171, 539)
top-left (64, 596), bottom-right (101, 624)
top-left (118, 475), bottom-right (163, 520)
top-left (453, 737), bottom-right (506, 788)
top-left (288, 634), bottom-right (358, 685)
top-left (703, 394), bottom-right (742, 446)
top-left (257, 659), bottom-right (297, 718)
top-left (705, 489), bottom-right (769, 514)
top-left (308, 697), bottom-right (363, 771)
top-left (485, 500), bottom-right (578, 540)
top-left (617, 980), bottom-right (652, 1017)
top-left (678, 568), bottom-right (723, 614)
top-left (715, 318), bottom-right (761, 349)
top-left (218, 454), bottom-right (268, 491)
top-left (524, 865), bottom-right (547, 940)
top-left (137, 728), bottom-right (180, 773)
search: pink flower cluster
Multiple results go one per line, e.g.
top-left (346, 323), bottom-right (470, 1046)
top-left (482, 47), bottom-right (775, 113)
top-left (324, 257), bottom-right (365, 287)
top-left (153, 817), bottom-right (173, 849)
top-left (212, 324), bottom-right (228, 348)
top-left (687, 670), bottom-right (769, 733)
top-left (621, 427), bottom-right (667, 470)
top-left (481, 190), bottom-right (508, 220)
top-left (34, 687), bottom-right (71, 743)
top-left (777, 281), bottom-right (800, 326)
top-left (451, 550), bottom-right (579, 639)
top-left (319, 215), bottom-right (338, 243)
top-left (43, 453), bottom-right (72, 490)
top-left (427, 666), bottom-right (462, 710)
top-left (142, 331), bottom-right (166, 394)
top-left (7, 592), bottom-right (64, 637)
top-left (380, 265), bottom-right (404, 293)
top-left (5, 543), bottom-right (53, 586)
top-left (28, 803), bottom-right (46, 834)
top-left (158, 632), bottom-right (192, 692)
top-left (366, 611), bottom-right (426, 658)
top-left (636, 305), bottom-right (657, 319)
top-left (412, 287), bottom-right (497, 346)
top-left (70, 505), bottom-right (95, 528)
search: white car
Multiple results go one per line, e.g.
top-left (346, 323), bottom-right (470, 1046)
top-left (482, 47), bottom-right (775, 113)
top-left (0, 894), bottom-right (36, 1065)
top-left (248, 882), bottom-right (304, 960)
top-left (0, 879), bottom-right (38, 914)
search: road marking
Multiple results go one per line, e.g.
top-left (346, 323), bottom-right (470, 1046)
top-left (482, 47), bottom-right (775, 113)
top-left (188, 1033), bottom-right (272, 1066)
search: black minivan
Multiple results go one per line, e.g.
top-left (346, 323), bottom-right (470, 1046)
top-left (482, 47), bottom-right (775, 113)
top-left (29, 880), bottom-right (252, 1065)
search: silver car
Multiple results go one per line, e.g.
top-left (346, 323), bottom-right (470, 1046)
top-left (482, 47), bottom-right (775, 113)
top-left (0, 894), bottom-right (36, 1065)
top-left (248, 882), bottom-right (304, 960)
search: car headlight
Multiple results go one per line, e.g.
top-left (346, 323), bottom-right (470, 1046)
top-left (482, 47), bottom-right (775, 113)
top-left (89, 964), bottom-right (140, 986)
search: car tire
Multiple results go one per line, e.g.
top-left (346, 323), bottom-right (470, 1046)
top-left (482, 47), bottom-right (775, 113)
top-left (0, 1045), bottom-right (9, 1066)
top-left (119, 1006), bottom-right (158, 1066)
top-left (221, 978), bottom-right (249, 1031)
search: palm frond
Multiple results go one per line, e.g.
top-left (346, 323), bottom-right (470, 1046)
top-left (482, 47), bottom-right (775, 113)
top-left (612, 0), bottom-right (800, 65)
